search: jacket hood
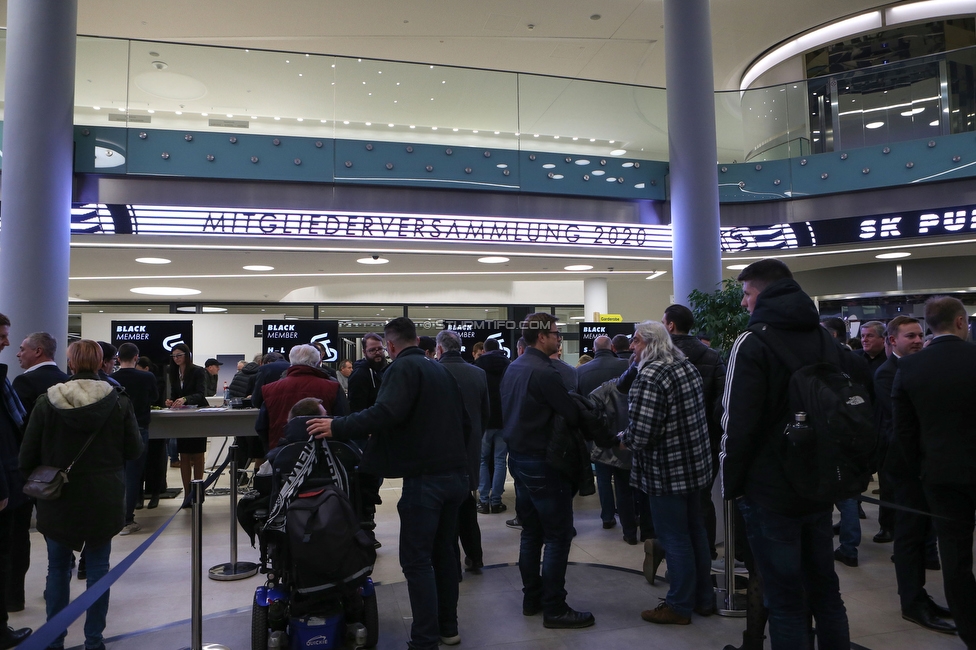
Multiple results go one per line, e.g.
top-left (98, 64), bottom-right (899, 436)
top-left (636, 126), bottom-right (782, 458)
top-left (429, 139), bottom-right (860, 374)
top-left (475, 351), bottom-right (511, 370)
top-left (241, 362), bottom-right (260, 375)
top-left (748, 278), bottom-right (820, 331)
top-left (46, 379), bottom-right (120, 431)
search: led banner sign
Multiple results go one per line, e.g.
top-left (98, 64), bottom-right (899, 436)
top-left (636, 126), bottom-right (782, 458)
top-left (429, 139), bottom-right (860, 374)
top-left (579, 322), bottom-right (635, 356)
top-left (443, 320), bottom-right (518, 362)
top-left (261, 320), bottom-right (340, 361)
top-left (69, 203), bottom-right (976, 253)
top-left (111, 320), bottom-right (193, 370)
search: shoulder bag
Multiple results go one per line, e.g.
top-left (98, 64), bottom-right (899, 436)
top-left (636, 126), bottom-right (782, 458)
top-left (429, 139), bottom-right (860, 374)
top-left (23, 429), bottom-right (100, 501)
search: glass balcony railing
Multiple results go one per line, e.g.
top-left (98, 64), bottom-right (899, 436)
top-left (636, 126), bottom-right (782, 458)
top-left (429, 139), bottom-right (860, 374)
top-left (0, 31), bottom-right (974, 169)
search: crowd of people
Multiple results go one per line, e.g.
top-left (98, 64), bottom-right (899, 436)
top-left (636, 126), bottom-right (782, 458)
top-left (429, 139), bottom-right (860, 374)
top-left (1, 258), bottom-right (975, 650)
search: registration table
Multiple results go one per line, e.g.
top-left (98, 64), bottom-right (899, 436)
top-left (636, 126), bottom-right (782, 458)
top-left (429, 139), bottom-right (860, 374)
top-left (149, 407), bottom-right (259, 439)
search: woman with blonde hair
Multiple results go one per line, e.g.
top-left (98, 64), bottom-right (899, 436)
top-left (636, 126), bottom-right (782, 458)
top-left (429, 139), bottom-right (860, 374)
top-left (20, 339), bottom-right (142, 650)
top-left (621, 320), bottom-right (714, 626)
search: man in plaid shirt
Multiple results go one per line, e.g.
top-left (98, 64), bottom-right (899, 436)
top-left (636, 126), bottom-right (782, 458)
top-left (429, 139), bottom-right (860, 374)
top-left (621, 320), bottom-right (714, 626)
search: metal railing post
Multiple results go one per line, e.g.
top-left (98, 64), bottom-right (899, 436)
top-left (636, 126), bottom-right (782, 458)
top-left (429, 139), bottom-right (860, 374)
top-left (209, 444), bottom-right (258, 581)
top-left (716, 499), bottom-right (747, 617)
top-left (180, 480), bottom-right (231, 650)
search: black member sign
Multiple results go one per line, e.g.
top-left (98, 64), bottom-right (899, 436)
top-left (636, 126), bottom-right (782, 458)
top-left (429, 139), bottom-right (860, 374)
top-left (579, 322), bottom-right (635, 356)
top-left (111, 320), bottom-right (194, 369)
top-left (442, 320), bottom-right (519, 362)
top-left (261, 320), bottom-right (340, 362)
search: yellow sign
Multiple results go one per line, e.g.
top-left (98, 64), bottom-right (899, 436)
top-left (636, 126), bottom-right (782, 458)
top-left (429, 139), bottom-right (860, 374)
top-left (599, 314), bottom-right (623, 322)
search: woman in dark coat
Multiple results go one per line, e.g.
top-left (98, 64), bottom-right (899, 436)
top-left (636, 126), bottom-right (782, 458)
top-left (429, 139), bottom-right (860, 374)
top-left (20, 339), bottom-right (142, 650)
top-left (164, 343), bottom-right (209, 502)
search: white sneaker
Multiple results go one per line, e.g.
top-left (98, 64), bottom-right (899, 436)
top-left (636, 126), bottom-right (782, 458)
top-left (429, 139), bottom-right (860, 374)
top-left (710, 557), bottom-right (748, 574)
top-left (119, 522), bottom-right (142, 536)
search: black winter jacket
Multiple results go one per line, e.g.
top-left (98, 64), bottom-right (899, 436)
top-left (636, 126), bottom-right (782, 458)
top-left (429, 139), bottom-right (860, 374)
top-left (228, 362), bottom-right (260, 399)
top-left (720, 279), bottom-right (873, 515)
top-left (332, 347), bottom-right (468, 479)
top-left (671, 335), bottom-right (726, 463)
top-left (20, 374), bottom-right (142, 550)
top-left (474, 350), bottom-right (510, 430)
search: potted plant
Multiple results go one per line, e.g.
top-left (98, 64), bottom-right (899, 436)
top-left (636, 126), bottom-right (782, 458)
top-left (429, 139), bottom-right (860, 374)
top-left (688, 278), bottom-right (750, 357)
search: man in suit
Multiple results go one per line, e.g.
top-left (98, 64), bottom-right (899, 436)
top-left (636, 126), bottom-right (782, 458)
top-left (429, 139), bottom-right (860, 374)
top-left (10, 332), bottom-right (69, 613)
top-left (875, 316), bottom-right (954, 634)
top-left (436, 330), bottom-right (490, 573)
top-left (577, 335), bottom-right (632, 533)
top-left (893, 296), bottom-right (976, 646)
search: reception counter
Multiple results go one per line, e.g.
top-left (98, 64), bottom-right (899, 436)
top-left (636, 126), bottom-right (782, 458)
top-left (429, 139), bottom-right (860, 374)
top-left (149, 408), bottom-right (259, 439)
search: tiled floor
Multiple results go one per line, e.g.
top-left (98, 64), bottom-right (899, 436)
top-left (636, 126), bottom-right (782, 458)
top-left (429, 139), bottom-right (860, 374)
top-left (8, 466), bottom-right (970, 649)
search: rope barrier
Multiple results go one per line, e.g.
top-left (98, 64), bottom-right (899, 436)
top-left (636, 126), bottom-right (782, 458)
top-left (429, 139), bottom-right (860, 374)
top-left (18, 450), bottom-right (236, 650)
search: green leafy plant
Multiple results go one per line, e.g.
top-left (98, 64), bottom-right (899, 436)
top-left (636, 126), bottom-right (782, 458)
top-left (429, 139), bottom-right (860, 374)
top-left (688, 278), bottom-right (750, 355)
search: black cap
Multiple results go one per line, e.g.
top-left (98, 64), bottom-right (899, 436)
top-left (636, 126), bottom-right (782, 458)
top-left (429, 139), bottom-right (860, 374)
top-left (205, 358), bottom-right (222, 367)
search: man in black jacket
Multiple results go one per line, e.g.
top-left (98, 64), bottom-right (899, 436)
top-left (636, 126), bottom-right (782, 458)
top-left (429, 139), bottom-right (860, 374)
top-left (249, 352), bottom-right (289, 408)
top-left (577, 335), bottom-right (631, 533)
top-left (893, 296), bottom-right (976, 647)
top-left (0, 314), bottom-right (32, 648)
top-left (664, 304), bottom-right (726, 560)
top-left (474, 337), bottom-right (511, 514)
top-left (308, 318), bottom-right (468, 650)
top-left (722, 259), bottom-right (866, 650)
top-left (502, 312), bottom-right (592, 630)
top-left (347, 333), bottom-right (387, 413)
top-left (874, 316), bottom-right (954, 634)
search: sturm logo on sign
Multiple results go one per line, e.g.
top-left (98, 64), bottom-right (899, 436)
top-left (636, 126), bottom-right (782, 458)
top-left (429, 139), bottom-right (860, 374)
top-left (310, 333), bottom-right (338, 362)
top-left (162, 334), bottom-right (185, 351)
top-left (486, 332), bottom-right (512, 358)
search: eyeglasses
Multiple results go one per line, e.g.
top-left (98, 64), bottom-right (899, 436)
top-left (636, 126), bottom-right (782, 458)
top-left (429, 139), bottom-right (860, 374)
top-left (364, 347), bottom-right (384, 354)
top-left (171, 353), bottom-right (185, 359)
top-left (545, 330), bottom-right (563, 340)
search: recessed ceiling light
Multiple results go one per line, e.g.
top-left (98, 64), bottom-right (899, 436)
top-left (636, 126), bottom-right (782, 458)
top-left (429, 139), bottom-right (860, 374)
top-left (865, 121), bottom-right (885, 129)
top-left (176, 306), bottom-right (227, 313)
top-left (726, 264), bottom-right (749, 270)
top-left (646, 271), bottom-right (667, 280)
top-left (130, 287), bottom-right (201, 296)
top-left (357, 256), bottom-right (390, 265)
top-left (243, 265), bottom-right (274, 271)
top-left (564, 264), bottom-right (593, 271)
top-left (135, 257), bottom-right (171, 265)
top-left (876, 251), bottom-right (911, 259)
top-left (570, 316), bottom-right (586, 320)
top-left (478, 256), bottom-right (509, 264)
top-left (929, 120), bottom-right (939, 126)
top-left (610, 149), bottom-right (627, 156)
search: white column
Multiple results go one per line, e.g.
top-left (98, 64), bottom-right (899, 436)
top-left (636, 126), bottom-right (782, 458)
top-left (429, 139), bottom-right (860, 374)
top-left (583, 277), bottom-right (608, 320)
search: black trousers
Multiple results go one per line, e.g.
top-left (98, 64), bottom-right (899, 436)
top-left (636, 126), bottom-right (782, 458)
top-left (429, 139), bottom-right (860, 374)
top-left (892, 475), bottom-right (935, 611)
top-left (5, 500), bottom-right (32, 608)
top-left (144, 438), bottom-right (169, 496)
top-left (0, 504), bottom-right (12, 626)
top-left (924, 482), bottom-right (976, 648)
top-left (456, 493), bottom-right (483, 566)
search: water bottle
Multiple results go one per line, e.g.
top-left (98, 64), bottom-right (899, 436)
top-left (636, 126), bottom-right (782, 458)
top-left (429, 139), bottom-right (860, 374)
top-left (222, 381), bottom-right (230, 407)
top-left (786, 411), bottom-right (814, 448)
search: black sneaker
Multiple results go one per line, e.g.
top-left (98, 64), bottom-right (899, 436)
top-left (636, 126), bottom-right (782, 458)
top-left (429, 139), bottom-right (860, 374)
top-left (490, 503), bottom-right (507, 514)
top-left (476, 501), bottom-right (491, 515)
top-left (834, 548), bottom-right (858, 567)
top-left (506, 516), bottom-right (522, 529)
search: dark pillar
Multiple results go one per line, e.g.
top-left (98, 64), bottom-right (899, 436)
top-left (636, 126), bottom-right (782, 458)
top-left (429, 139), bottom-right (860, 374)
top-left (0, 0), bottom-right (78, 371)
top-left (664, 0), bottom-right (723, 305)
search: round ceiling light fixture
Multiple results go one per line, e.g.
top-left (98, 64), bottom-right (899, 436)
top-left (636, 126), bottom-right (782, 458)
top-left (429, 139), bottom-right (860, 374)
top-left (610, 149), bottom-right (627, 156)
top-left (875, 251), bottom-right (911, 259)
top-left (478, 256), bottom-right (510, 264)
top-left (865, 121), bottom-right (885, 129)
top-left (243, 265), bottom-right (275, 271)
top-left (176, 306), bottom-right (227, 313)
top-left (357, 255), bottom-right (390, 265)
top-left (726, 263), bottom-right (749, 270)
top-left (135, 257), bottom-right (171, 265)
top-left (564, 264), bottom-right (593, 271)
top-left (130, 287), bottom-right (201, 296)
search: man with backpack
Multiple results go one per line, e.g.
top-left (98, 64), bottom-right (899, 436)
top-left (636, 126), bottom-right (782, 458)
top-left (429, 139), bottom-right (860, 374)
top-left (721, 259), bottom-right (874, 650)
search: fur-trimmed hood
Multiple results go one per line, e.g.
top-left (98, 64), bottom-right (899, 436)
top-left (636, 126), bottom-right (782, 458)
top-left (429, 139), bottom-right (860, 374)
top-left (45, 377), bottom-right (120, 432)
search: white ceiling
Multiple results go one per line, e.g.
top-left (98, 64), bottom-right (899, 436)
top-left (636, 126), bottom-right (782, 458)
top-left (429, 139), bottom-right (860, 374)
top-left (8, 0), bottom-right (966, 307)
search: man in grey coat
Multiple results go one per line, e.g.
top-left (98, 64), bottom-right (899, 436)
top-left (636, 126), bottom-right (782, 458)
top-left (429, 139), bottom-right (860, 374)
top-left (436, 329), bottom-right (490, 572)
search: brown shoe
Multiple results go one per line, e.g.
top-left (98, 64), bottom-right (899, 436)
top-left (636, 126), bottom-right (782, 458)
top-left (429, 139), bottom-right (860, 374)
top-left (641, 601), bottom-right (691, 625)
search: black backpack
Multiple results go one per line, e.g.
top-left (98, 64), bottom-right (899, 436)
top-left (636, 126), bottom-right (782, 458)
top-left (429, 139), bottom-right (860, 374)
top-left (749, 324), bottom-right (877, 502)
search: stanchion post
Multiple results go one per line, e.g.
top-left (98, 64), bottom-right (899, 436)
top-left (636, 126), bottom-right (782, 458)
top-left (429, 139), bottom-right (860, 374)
top-left (181, 480), bottom-right (231, 650)
top-left (717, 499), bottom-right (746, 617)
top-left (208, 445), bottom-right (258, 581)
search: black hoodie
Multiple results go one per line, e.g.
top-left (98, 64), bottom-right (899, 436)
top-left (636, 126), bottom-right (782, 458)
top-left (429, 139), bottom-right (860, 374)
top-left (719, 278), bottom-right (872, 515)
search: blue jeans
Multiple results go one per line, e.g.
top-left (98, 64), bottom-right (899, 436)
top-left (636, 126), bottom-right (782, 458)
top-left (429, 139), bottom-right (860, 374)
top-left (834, 498), bottom-right (861, 559)
top-left (124, 427), bottom-right (150, 523)
top-left (738, 497), bottom-right (850, 650)
top-left (647, 492), bottom-right (713, 617)
top-left (508, 451), bottom-right (575, 616)
top-left (594, 463), bottom-right (637, 539)
top-left (397, 470), bottom-right (468, 650)
top-left (45, 538), bottom-right (112, 650)
top-left (167, 438), bottom-right (179, 463)
top-left (479, 428), bottom-right (507, 506)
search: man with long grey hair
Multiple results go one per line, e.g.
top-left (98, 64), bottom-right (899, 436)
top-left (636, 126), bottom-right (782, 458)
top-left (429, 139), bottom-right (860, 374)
top-left (621, 320), bottom-right (714, 626)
